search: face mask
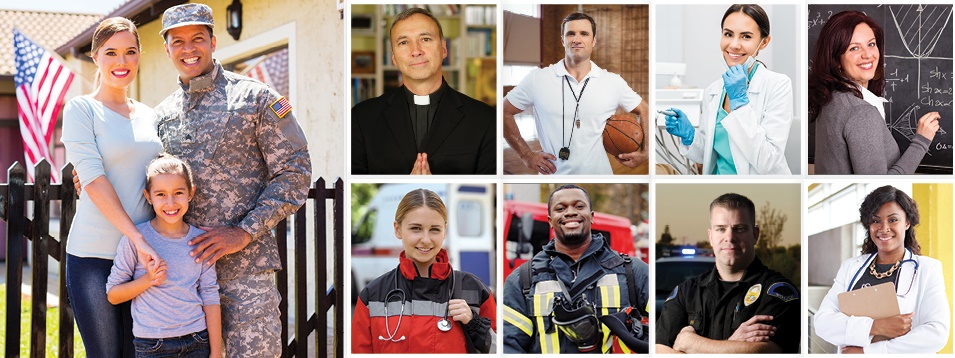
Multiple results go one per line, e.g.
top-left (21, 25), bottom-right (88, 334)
top-left (722, 52), bottom-right (757, 71)
top-left (721, 39), bottom-right (764, 71)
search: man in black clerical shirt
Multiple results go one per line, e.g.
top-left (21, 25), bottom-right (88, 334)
top-left (351, 7), bottom-right (496, 175)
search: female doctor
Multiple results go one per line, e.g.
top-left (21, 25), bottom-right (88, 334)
top-left (664, 4), bottom-right (792, 174)
top-left (814, 185), bottom-right (949, 354)
top-left (351, 189), bottom-right (497, 353)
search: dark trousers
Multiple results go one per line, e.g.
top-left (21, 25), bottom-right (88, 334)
top-left (66, 254), bottom-right (135, 357)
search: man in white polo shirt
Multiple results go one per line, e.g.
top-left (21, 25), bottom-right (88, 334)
top-left (503, 12), bottom-right (649, 175)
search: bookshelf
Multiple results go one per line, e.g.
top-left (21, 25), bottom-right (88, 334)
top-left (350, 4), bottom-right (497, 106)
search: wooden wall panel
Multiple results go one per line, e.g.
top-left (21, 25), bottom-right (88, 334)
top-left (539, 5), bottom-right (649, 100)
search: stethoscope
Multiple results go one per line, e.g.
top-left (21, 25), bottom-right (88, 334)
top-left (847, 248), bottom-right (919, 297)
top-left (378, 269), bottom-right (455, 342)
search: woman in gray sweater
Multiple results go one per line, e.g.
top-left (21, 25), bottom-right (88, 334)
top-left (61, 18), bottom-right (164, 356)
top-left (809, 11), bottom-right (940, 174)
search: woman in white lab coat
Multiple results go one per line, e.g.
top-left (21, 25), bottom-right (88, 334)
top-left (663, 4), bottom-right (792, 175)
top-left (814, 185), bottom-right (949, 354)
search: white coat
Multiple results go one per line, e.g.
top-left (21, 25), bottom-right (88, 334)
top-left (681, 65), bottom-right (793, 174)
top-left (814, 251), bottom-right (950, 353)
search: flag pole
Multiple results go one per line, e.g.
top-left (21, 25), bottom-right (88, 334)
top-left (238, 55), bottom-right (269, 76)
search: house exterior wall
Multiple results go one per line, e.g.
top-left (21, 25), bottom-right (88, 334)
top-left (64, 0), bottom-right (345, 180)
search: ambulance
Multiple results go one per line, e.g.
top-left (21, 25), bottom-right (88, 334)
top-left (351, 183), bottom-right (495, 299)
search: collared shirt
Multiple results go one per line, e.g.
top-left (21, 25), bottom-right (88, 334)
top-left (656, 258), bottom-right (800, 353)
top-left (505, 60), bottom-right (643, 174)
top-left (858, 84), bottom-right (888, 120)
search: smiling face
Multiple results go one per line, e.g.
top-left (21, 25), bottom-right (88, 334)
top-left (92, 31), bottom-right (140, 90)
top-left (562, 19), bottom-right (596, 63)
top-left (548, 188), bottom-right (594, 247)
top-left (395, 206), bottom-right (447, 273)
top-left (840, 22), bottom-right (879, 87)
top-left (720, 11), bottom-right (769, 68)
top-left (708, 205), bottom-right (759, 274)
top-left (868, 201), bottom-right (909, 260)
top-left (390, 13), bottom-right (447, 85)
top-left (143, 173), bottom-right (193, 229)
top-left (163, 25), bottom-right (216, 85)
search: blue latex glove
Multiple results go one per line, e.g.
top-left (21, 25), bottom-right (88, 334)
top-left (663, 108), bottom-right (694, 146)
top-left (722, 64), bottom-right (750, 110)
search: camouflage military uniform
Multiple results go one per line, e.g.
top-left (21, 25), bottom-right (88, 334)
top-left (155, 60), bottom-right (311, 357)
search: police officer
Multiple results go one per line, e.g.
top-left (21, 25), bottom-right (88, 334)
top-left (656, 193), bottom-right (799, 354)
top-left (503, 184), bottom-right (650, 353)
top-left (155, 4), bottom-right (312, 357)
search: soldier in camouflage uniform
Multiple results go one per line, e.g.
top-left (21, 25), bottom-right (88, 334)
top-left (156, 4), bottom-right (311, 356)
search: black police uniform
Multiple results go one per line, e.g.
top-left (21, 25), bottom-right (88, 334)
top-left (656, 257), bottom-right (800, 353)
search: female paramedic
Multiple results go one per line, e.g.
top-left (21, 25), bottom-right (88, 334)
top-left (351, 189), bottom-right (497, 353)
top-left (663, 4), bottom-right (793, 175)
top-left (809, 11), bottom-right (940, 174)
top-left (814, 185), bottom-right (949, 353)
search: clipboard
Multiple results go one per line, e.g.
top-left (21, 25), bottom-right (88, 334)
top-left (837, 282), bottom-right (900, 342)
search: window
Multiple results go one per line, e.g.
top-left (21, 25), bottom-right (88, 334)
top-left (456, 200), bottom-right (483, 236)
top-left (503, 4), bottom-right (539, 18)
top-left (353, 209), bottom-right (377, 245)
top-left (224, 46), bottom-right (290, 98)
top-left (807, 183), bottom-right (913, 236)
top-left (502, 65), bottom-right (538, 87)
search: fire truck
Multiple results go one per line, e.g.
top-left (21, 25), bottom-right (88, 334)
top-left (503, 200), bottom-right (648, 279)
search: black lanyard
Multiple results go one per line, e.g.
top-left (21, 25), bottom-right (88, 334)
top-left (561, 75), bottom-right (590, 159)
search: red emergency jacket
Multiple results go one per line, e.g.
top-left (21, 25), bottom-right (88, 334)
top-left (352, 249), bottom-right (497, 353)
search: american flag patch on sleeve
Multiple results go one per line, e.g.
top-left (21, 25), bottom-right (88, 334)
top-left (270, 97), bottom-right (293, 118)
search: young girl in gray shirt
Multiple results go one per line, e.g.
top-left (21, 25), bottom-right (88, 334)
top-left (106, 154), bottom-right (222, 357)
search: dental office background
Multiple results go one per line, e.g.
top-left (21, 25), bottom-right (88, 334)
top-left (805, 182), bottom-right (953, 354)
top-left (655, 4), bottom-right (800, 175)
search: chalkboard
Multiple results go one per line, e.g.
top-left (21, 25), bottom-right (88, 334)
top-left (808, 4), bottom-right (953, 174)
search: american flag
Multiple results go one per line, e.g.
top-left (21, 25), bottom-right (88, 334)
top-left (242, 48), bottom-right (289, 97)
top-left (270, 97), bottom-right (292, 118)
top-left (14, 29), bottom-right (74, 182)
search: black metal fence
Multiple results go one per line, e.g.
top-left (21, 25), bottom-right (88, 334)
top-left (0, 160), bottom-right (344, 358)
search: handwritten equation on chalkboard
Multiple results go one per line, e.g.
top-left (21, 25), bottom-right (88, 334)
top-left (809, 4), bottom-right (954, 173)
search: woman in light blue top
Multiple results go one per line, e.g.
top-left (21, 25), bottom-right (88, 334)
top-left (61, 17), bottom-right (164, 357)
top-left (663, 4), bottom-right (793, 175)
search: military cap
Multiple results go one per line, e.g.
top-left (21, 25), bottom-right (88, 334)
top-left (160, 3), bottom-right (215, 38)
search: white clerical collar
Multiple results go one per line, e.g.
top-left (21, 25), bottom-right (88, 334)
top-left (414, 95), bottom-right (430, 105)
top-left (857, 83), bottom-right (888, 120)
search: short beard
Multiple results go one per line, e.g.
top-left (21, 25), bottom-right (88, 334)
top-left (558, 231), bottom-right (588, 247)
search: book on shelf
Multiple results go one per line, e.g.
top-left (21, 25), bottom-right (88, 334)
top-left (383, 4), bottom-right (459, 16)
top-left (443, 38), bottom-right (451, 66)
top-left (352, 77), bottom-right (376, 104)
top-left (464, 5), bottom-right (495, 26)
top-left (383, 71), bottom-right (403, 94)
top-left (465, 28), bottom-right (495, 57)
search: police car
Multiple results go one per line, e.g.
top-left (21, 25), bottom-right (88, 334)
top-left (655, 254), bottom-right (715, 319)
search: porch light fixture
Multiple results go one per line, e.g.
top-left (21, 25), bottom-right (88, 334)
top-left (226, 0), bottom-right (243, 40)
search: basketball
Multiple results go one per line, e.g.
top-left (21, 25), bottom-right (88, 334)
top-left (603, 113), bottom-right (645, 157)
